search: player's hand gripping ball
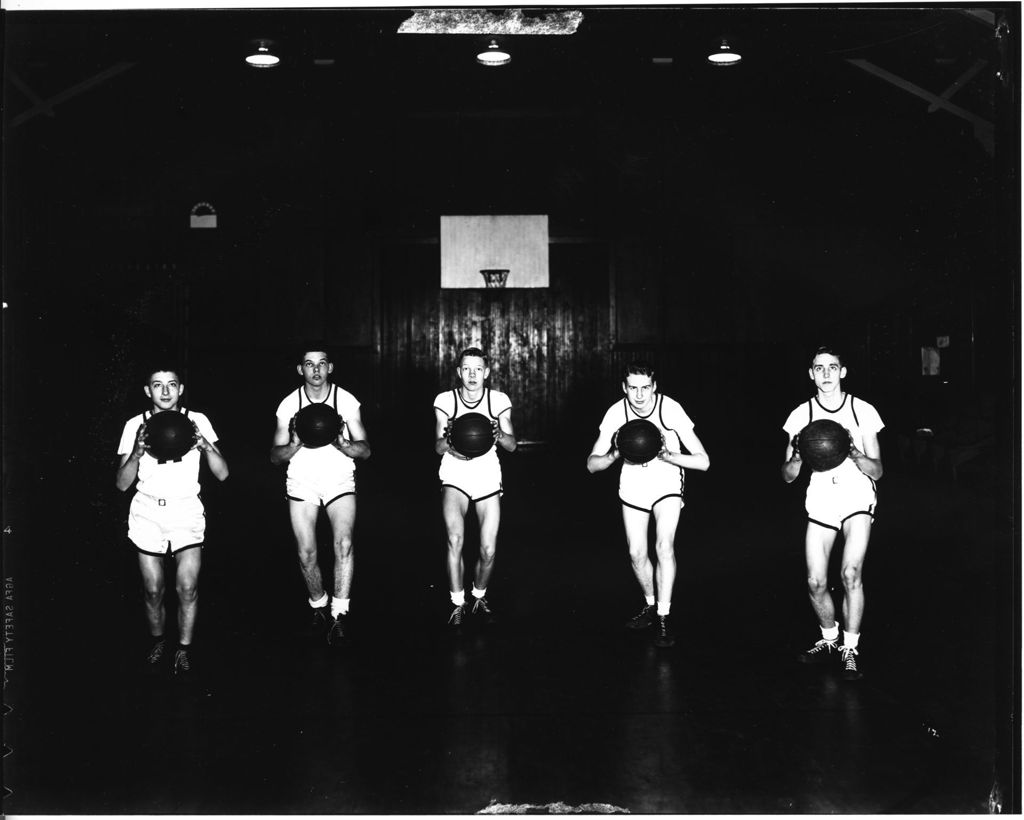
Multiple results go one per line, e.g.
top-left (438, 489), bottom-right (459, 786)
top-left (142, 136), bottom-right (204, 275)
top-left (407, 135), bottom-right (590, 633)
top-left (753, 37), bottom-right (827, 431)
top-left (796, 419), bottom-right (851, 472)
top-left (616, 419), bottom-right (663, 465)
top-left (449, 413), bottom-right (494, 459)
top-left (294, 403), bottom-right (343, 449)
top-left (145, 411), bottom-right (196, 463)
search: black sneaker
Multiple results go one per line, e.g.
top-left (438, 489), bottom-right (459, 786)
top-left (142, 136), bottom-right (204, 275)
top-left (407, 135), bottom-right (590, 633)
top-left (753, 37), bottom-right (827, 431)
top-left (327, 613), bottom-right (347, 645)
top-left (309, 604), bottom-right (331, 634)
top-left (145, 638), bottom-right (167, 666)
top-left (840, 646), bottom-right (863, 680)
top-left (470, 596), bottom-right (496, 625)
top-left (797, 638), bottom-right (839, 665)
top-left (625, 604), bottom-right (656, 630)
top-left (653, 615), bottom-right (675, 648)
top-left (448, 604), bottom-right (466, 630)
top-left (172, 647), bottom-right (192, 676)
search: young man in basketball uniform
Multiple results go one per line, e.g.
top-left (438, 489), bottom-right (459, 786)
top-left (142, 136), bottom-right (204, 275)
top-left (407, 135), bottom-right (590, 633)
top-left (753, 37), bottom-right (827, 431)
top-left (433, 347), bottom-right (517, 629)
top-left (271, 343), bottom-right (370, 645)
top-left (587, 362), bottom-right (710, 648)
top-left (782, 346), bottom-right (884, 681)
top-left (116, 366), bottom-right (229, 675)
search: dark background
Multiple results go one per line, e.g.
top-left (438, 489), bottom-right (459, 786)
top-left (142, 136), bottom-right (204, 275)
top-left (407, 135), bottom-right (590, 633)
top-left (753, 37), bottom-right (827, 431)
top-left (2, 3), bottom-right (1020, 815)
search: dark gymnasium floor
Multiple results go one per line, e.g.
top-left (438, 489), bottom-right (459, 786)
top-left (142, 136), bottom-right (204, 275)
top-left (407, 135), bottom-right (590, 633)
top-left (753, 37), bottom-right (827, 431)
top-left (3, 442), bottom-right (1017, 815)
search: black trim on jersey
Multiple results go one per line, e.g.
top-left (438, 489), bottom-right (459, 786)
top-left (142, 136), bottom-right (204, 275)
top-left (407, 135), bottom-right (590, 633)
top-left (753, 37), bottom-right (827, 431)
top-left (299, 385), bottom-right (338, 411)
top-left (810, 393), bottom-right (855, 420)
top-left (324, 491), bottom-right (356, 508)
top-left (452, 387), bottom-right (493, 418)
top-left (840, 508), bottom-right (875, 524)
top-left (621, 394), bottom-right (659, 424)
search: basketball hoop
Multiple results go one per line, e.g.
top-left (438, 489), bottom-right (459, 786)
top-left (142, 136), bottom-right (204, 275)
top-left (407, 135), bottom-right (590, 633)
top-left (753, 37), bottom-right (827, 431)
top-left (480, 268), bottom-right (510, 288)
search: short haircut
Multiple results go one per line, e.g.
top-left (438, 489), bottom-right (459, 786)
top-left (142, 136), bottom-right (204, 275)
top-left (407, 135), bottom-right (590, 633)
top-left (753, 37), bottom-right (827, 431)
top-left (144, 364), bottom-right (184, 385)
top-left (459, 347), bottom-right (488, 366)
top-left (810, 345), bottom-right (843, 367)
top-left (622, 361), bottom-right (655, 382)
top-left (299, 341), bottom-right (332, 363)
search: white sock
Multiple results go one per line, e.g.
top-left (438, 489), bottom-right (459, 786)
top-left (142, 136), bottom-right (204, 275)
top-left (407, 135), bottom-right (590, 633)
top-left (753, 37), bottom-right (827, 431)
top-left (450, 590), bottom-right (466, 607)
top-left (471, 586), bottom-right (487, 600)
top-left (656, 601), bottom-right (671, 617)
top-left (309, 592), bottom-right (328, 609)
top-left (645, 594), bottom-right (656, 607)
top-left (843, 630), bottom-right (860, 650)
top-left (331, 596), bottom-right (349, 618)
top-left (821, 622), bottom-right (840, 642)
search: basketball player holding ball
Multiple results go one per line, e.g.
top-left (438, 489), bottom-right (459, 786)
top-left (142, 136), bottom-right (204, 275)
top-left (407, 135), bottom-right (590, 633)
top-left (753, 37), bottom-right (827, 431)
top-left (433, 347), bottom-right (517, 630)
top-left (271, 342), bottom-right (370, 646)
top-left (782, 346), bottom-right (884, 680)
top-left (587, 362), bottom-right (710, 648)
top-left (116, 365), bottom-right (229, 676)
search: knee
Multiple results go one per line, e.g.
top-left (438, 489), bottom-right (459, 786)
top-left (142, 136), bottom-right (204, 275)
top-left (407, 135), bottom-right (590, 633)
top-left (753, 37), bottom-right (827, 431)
top-left (654, 540), bottom-right (676, 563)
top-left (478, 542), bottom-right (497, 564)
top-left (296, 545), bottom-right (318, 569)
top-left (841, 565), bottom-right (863, 589)
top-left (142, 584), bottom-right (164, 605)
top-left (446, 532), bottom-right (464, 554)
top-left (806, 575), bottom-right (829, 596)
top-left (176, 579), bottom-right (199, 603)
top-left (334, 535), bottom-right (354, 558)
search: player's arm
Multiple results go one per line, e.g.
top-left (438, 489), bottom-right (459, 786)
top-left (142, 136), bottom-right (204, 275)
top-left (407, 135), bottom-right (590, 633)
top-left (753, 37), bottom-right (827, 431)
top-left (494, 410), bottom-right (517, 453)
top-left (335, 409), bottom-right (371, 460)
top-left (660, 428), bottom-right (710, 472)
top-left (782, 432), bottom-right (803, 483)
top-left (270, 415), bottom-right (302, 466)
top-left (435, 408), bottom-right (466, 458)
top-left (848, 430), bottom-right (883, 480)
top-left (115, 423), bottom-right (147, 491)
top-left (587, 429), bottom-right (619, 473)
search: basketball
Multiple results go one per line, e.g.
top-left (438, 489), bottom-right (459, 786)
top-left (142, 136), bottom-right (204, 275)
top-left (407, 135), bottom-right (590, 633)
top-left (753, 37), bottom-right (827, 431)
top-left (797, 419), bottom-right (850, 471)
top-left (617, 419), bottom-right (662, 464)
top-left (294, 403), bottom-right (342, 448)
top-left (145, 411), bottom-right (195, 463)
top-left (449, 412), bottom-right (494, 458)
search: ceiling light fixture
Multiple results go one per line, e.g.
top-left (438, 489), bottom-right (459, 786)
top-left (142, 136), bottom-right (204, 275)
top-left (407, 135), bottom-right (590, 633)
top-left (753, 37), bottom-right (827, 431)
top-left (707, 39), bottom-right (742, 66)
top-left (477, 39), bottom-right (511, 67)
top-left (246, 40), bottom-right (280, 68)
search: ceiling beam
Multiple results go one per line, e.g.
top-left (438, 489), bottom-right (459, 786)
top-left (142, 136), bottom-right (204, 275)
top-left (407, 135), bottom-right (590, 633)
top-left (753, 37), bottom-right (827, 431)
top-left (12, 62), bottom-right (136, 128)
top-left (928, 58), bottom-right (988, 113)
top-left (847, 58), bottom-right (994, 156)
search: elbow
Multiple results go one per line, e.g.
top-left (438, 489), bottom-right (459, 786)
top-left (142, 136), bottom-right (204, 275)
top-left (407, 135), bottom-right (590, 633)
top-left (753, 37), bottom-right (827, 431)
top-left (699, 454), bottom-right (710, 472)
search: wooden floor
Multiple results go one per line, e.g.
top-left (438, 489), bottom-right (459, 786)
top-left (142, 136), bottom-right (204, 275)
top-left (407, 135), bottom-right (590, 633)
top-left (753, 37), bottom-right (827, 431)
top-left (3, 444), bottom-right (1016, 814)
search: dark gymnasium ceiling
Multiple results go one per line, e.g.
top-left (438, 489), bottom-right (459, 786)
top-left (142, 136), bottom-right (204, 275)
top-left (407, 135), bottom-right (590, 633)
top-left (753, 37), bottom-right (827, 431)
top-left (2, 5), bottom-right (1018, 304)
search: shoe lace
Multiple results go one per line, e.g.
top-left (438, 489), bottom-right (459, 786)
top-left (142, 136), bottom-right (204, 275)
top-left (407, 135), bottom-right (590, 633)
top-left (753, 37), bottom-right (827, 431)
top-left (147, 640), bottom-right (166, 663)
top-left (657, 616), bottom-right (669, 635)
top-left (174, 649), bottom-right (191, 672)
top-left (810, 639), bottom-right (836, 654)
top-left (472, 597), bottom-right (490, 615)
top-left (841, 646), bottom-right (859, 669)
top-left (449, 605), bottom-right (464, 625)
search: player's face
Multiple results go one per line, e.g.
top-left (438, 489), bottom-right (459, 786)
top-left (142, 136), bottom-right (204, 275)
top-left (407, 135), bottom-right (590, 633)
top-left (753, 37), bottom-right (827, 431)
top-left (809, 354), bottom-right (846, 392)
top-left (622, 374), bottom-right (656, 411)
top-left (298, 352), bottom-right (333, 386)
top-left (144, 372), bottom-right (183, 411)
top-left (457, 356), bottom-right (489, 391)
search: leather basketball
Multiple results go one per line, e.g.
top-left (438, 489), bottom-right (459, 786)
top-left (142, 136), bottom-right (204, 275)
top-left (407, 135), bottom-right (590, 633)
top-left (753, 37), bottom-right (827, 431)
top-left (797, 419), bottom-right (850, 472)
top-left (617, 419), bottom-right (662, 464)
top-left (145, 411), bottom-right (195, 463)
top-left (294, 403), bottom-right (342, 448)
top-left (449, 413), bottom-right (494, 459)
